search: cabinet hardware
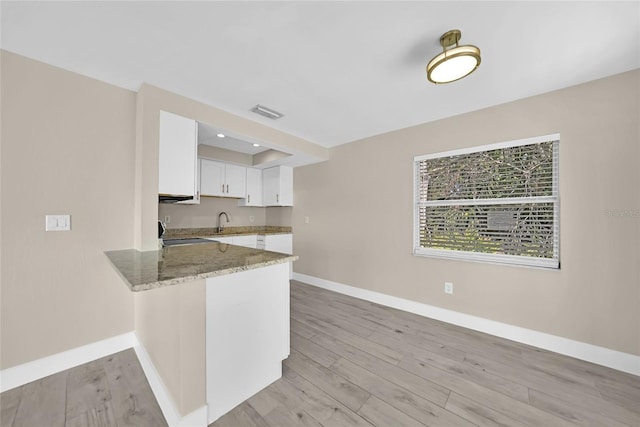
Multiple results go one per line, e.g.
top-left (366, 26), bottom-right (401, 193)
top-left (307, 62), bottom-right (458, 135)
top-left (276, 194), bottom-right (279, 203)
top-left (226, 184), bottom-right (229, 193)
top-left (222, 184), bottom-right (225, 193)
top-left (248, 194), bottom-right (251, 203)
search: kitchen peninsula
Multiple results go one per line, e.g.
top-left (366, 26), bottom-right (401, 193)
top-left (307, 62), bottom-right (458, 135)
top-left (105, 237), bottom-right (297, 425)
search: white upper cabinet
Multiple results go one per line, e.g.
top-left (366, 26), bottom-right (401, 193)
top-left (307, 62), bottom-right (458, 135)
top-left (224, 163), bottom-right (246, 198)
top-left (262, 166), bottom-right (293, 206)
top-left (158, 111), bottom-right (198, 199)
top-left (200, 159), bottom-right (246, 198)
top-left (200, 159), bottom-right (225, 197)
top-left (238, 167), bottom-right (263, 207)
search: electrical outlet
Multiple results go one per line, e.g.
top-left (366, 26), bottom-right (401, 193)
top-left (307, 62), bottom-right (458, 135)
top-left (444, 282), bottom-right (453, 294)
top-left (304, 216), bottom-right (310, 224)
top-left (249, 215), bottom-right (255, 223)
top-left (164, 216), bottom-right (171, 224)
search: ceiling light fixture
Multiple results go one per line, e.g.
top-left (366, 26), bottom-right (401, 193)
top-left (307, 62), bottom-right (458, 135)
top-left (216, 133), bottom-right (225, 138)
top-left (252, 143), bottom-right (260, 147)
top-left (426, 29), bottom-right (481, 84)
top-left (251, 104), bottom-right (284, 120)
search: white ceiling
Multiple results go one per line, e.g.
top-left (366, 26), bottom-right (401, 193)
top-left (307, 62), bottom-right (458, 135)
top-left (2, 1), bottom-right (639, 149)
top-left (198, 122), bottom-right (270, 155)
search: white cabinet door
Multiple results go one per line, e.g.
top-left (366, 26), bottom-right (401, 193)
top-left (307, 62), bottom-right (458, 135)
top-left (200, 159), bottom-right (246, 198)
top-left (200, 159), bottom-right (226, 197)
top-left (264, 234), bottom-right (293, 255)
top-left (262, 166), bottom-right (293, 206)
top-left (224, 163), bottom-right (247, 198)
top-left (205, 236), bottom-right (233, 244)
top-left (238, 168), bottom-right (263, 207)
top-left (232, 234), bottom-right (258, 249)
top-left (158, 111), bottom-right (198, 198)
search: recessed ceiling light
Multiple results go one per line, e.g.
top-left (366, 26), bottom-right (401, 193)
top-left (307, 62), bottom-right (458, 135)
top-left (216, 133), bottom-right (225, 138)
top-left (252, 143), bottom-right (261, 147)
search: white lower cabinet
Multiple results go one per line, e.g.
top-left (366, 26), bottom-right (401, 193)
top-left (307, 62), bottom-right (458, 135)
top-left (231, 234), bottom-right (258, 249)
top-left (206, 235), bottom-right (257, 248)
top-left (205, 262), bottom-right (290, 424)
top-left (263, 234), bottom-right (293, 254)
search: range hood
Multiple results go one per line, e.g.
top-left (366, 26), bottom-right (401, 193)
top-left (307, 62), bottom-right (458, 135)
top-left (159, 194), bottom-right (195, 203)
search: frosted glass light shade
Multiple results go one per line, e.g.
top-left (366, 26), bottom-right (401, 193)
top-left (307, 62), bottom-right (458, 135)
top-left (427, 44), bottom-right (481, 84)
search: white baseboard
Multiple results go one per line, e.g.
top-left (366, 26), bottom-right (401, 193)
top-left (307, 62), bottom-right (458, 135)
top-left (0, 332), bottom-right (137, 393)
top-left (0, 332), bottom-right (207, 426)
top-left (292, 272), bottom-right (640, 377)
top-left (133, 341), bottom-right (208, 427)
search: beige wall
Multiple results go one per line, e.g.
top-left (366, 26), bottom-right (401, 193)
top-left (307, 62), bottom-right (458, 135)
top-left (0, 51), bottom-right (136, 369)
top-left (266, 207), bottom-right (293, 228)
top-left (198, 144), bottom-right (252, 166)
top-left (293, 69), bottom-right (640, 356)
top-left (135, 280), bottom-right (206, 416)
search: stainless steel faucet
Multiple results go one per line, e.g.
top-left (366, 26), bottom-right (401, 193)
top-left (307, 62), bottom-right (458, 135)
top-left (217, 212), bottom-right (229, 233)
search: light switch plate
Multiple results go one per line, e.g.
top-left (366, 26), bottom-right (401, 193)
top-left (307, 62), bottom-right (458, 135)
top-left (46, 214), bottom-right (71, 231)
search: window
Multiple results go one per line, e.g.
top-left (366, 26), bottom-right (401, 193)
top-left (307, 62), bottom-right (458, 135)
top-left (413, 134), bottom-right (559, 269)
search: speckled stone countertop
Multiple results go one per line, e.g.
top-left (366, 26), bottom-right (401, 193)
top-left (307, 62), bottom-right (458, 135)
top-left (163, 226), bottom-right (291, 239)
top-left (105, 241), bottom-right (298, 292)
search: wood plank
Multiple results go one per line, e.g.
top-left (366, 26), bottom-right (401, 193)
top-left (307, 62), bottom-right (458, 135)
top-left (291, 309), bottom-right (403, 365)
top-left (331, 357), bottom-right (476, 426)
top-left (101, 349), bottom-right (168, 427)
top-left (291, 283), bottom-right (407, 332)
top-left (212, 401), bottom-right (270, 427)
top-left (291, 293), bottom-right (384, 337)
top-left (398, 347), bottom-right (530, 403)
top-left (284, 350), bottom-right (370, 412)
top-left (529, 387), bottom-right (639, 427)
top-left (445, 392), bottom-right (528, 427)
top-left (595, 376), bottom-right (640, 416)
top-left (246, 387), bottom-right (281, 417)
top-left (66, 402), bottom-right (118, 427)
top-left (65, 359), bottom-right (113, 420)
top-left (281, 365), bottom-right (374, 426)
top-left (262, 404), bottom-right (323, 427)
top-left (462, 350), bottom-right (604, 400)
top-left (291, 303), bottom-right (375, 338)
top-left (290, 331), bottom-right (340, 368)
top-left (357, 396), bottom-right (425, 427)
top-left (398, 354), bottom-right (575, 427)
top-left (368, 327), bottom-right (467, 363)
top-left (522, 344), bottom-right (640, 389)
top-left (312, 330), bottom-right (451, 406)
top-left (11, 371), bottom-right (67, 427)
top-left (290, 318), bottom-right (317, 340)
top-left (0, 386), bottom-right (22, 427)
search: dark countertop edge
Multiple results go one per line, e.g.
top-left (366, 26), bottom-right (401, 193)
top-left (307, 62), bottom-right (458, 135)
top-left (114, 254), bottom-right (299, 292)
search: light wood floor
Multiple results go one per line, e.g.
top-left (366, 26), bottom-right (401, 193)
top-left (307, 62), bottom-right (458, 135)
top-left (213, 280), bottom-right (640, 427)
top-left (2, 281), bottom-right (639, 427)
top-left (1, 348), bottom-right (167, 427)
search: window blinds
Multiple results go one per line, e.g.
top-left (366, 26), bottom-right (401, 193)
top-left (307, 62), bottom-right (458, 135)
top-left (414, 135), bottom-right (559, 268)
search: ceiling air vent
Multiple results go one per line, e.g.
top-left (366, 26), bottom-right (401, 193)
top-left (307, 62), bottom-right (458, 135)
top-left (251, 104), bottom-right (284, 120)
